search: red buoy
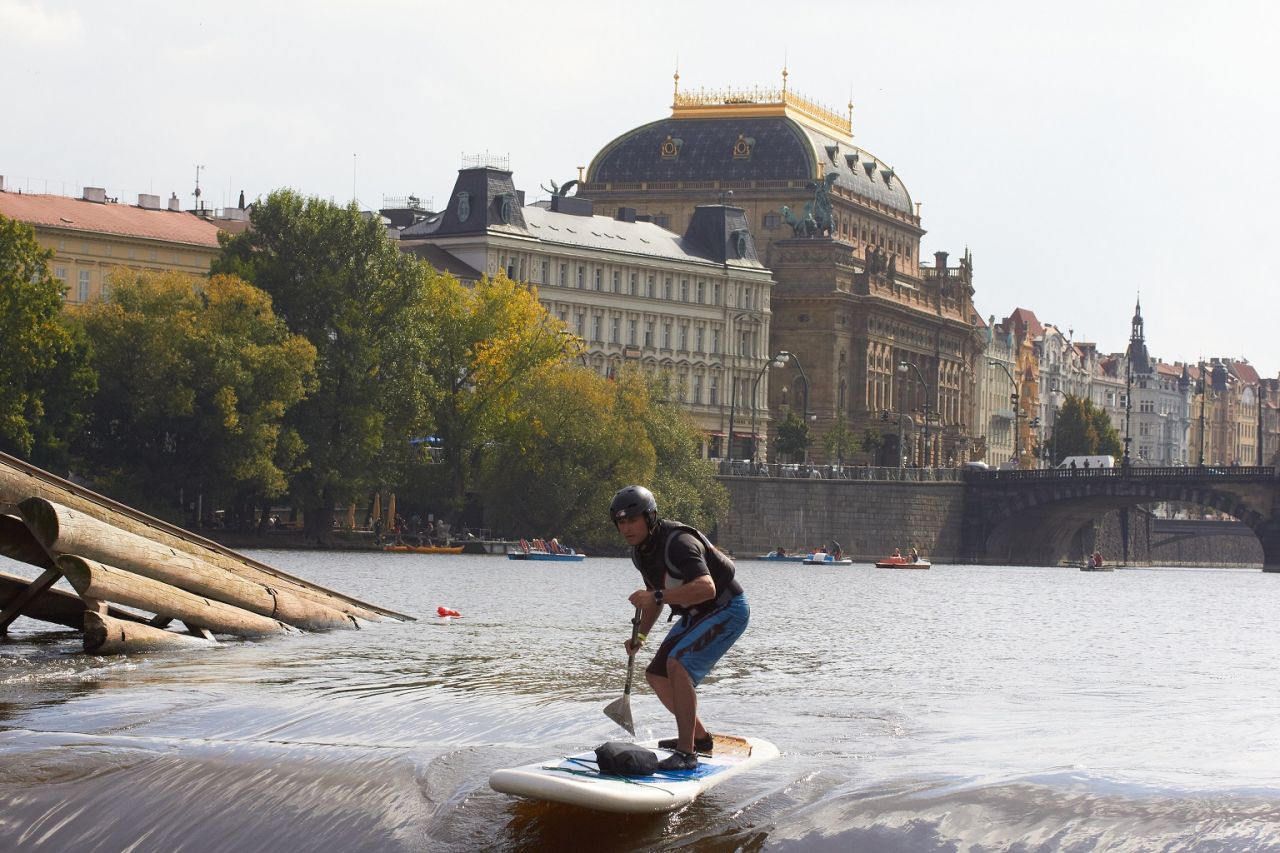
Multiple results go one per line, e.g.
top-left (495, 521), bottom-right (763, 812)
top-left (437, 606), bottom-right (461, 618)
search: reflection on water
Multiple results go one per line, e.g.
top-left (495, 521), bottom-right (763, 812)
top-left (2, 553), bottom-right (1280, 850)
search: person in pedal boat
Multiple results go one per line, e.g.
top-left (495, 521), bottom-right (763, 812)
top-left (609, 485), bottom-right (750, 771)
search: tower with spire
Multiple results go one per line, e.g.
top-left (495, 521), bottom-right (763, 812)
top-left (1126, 296), bottom-right (1151, 376)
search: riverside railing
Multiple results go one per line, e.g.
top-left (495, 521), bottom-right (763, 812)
top-left (717, 461), bottom-right (963, 482)
top-left (965, 465), bottom-right (1275, 482)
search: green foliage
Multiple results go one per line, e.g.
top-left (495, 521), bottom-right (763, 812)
top-left (479, 363), bottom-right (651, 547)
top-left (861, 428), bottom-right (884, 454)
top-left (1051, 394), bottom-right (1123, 463)
top-left (214, 190), bottom-right (434, 533)
top-left (773, 410), bottom-right (810, 461)
top-left (413, 273), bottom-right (572, 520)
top-left (73, 271), bottom-right (315, 519)
top-left (822, 413), bottom-right (860, 464)
top-left (0, 215), bottom-right (95, 466)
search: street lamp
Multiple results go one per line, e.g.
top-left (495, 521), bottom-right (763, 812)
top-left (724, 312), bottom-right (753, 463)
top-left (1048, 386), bottom-right (1063, 467)
top-left (751, 351), bottom-right (790, 463)
top-left (898, 360), bottom-right (932, 467)
top-left (990, 360), bottom-right (1020, 468)
top-left (776, 350), bottom-right (811, 462)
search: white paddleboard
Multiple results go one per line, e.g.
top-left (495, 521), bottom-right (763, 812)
top-left (489, 734), bottom-right (778, 814)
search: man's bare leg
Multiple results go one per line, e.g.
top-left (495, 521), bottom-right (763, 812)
top-left (646, 669), bottom-right (708, 746)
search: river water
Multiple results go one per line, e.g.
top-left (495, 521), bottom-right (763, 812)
top-left (3, 551), bottom-right (1280, 852)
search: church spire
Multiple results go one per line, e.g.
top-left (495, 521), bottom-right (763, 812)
top-left (1127, 293), bottom-right (1150, 375)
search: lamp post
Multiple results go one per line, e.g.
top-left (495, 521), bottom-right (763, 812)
top-left (1197, 360), bottom-right (1206, 467)
top-left (776, 350), bottom-right (811, 462)
top-left (1122, 353), bottom-right (1133, 470)
top-left (751, 351), bottom-right (790, 463)
top-left (724, 312), bottom-right (753, 463)
top-left (881, 409), bottom-right (915, 476)
top-left (1048, 386), bottom-right (1063, 467)
top-left (898, 360), bottom-right (932, 467)
top-left (990, 360), bottom-right (1020, 468)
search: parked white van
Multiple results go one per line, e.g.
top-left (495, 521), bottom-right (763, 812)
top-left (1058, 455), bottom-right (1115, 469)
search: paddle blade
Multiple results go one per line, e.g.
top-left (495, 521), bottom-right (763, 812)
top-left (603, 694), bottom-right (634, 735)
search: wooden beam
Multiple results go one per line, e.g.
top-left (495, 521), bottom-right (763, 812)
top-left (59, 555), bottom-right (291, 638)
top-left (84, 611), bottom-right (216, 654)
top-left (0, 570), bottom-right (146, 631)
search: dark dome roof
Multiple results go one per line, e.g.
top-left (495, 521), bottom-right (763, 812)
top-left (587, 115), bottom-right (913, 215)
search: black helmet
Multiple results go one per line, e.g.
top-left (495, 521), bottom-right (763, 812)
top-left (609, 485), bottom-right (657, 526)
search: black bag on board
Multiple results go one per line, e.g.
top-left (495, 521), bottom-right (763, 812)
top-left (594, 741), bottom-right (658, 776)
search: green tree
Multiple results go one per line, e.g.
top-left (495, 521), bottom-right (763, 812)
top-left (633, 367), bottom-right (727, 535)
top-left (413, 273), bottom-right (572, 522)
top-left (774, 410), bottom-right (810, 461)
top-left (822, 413), bottom-right (860, 466)
top-left (214, 191), bottom-right (434, 537)
top-left (74, 271), bottom-right (315, 522)
top-left (1050, 394), bottom-right (1123, 463)
top-left (479, 363), bottom-right (652, 547)
top-left (0, 215), bottom-right (95, 468)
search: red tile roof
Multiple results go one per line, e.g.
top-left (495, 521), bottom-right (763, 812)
top-left (0, 192), bottom-right (221, 248)
top-left (1230, 361), bottom-right (1261, 385)
top-left (1003, 307), bottom-right (1043, 338)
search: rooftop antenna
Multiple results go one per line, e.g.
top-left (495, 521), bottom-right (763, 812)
top-left (353, 153), bottom-right (358, 206)
top-left (673, 51), bottom-right (680, 102)
top-left (193, 164), bottom-right (204, 211)
top-left (781, 52), bottom-right (788, 97)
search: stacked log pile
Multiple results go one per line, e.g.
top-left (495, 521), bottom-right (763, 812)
top-left (0, 452), bottom-right (412, 653)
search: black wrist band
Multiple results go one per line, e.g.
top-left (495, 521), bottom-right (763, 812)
top-left (654, 589), bottom-right (664, 605)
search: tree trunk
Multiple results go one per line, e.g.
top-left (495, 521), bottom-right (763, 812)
top-left (59, 555), bottom-right (289, 637)
top-left (22, 498), bottom-right (356, 631)
top-left (83, 609), bottom-right (215, 654)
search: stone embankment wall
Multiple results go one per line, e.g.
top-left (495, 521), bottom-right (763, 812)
top-left (717, 477), bottom-right (966, 561)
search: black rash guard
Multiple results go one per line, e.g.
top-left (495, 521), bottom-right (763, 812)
top-left (632, 519), bottom-right (743, 620)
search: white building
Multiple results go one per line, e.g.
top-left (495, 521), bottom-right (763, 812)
top-left (395, 166), bottom-right (775, 459)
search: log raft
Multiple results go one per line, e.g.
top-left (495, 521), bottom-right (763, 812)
top-left (22, 498), bottom-right (356, 631)
top-left (60, 556), bottom-right (291, 638)
top-left (0, 450), bottom-right (410, 653)
top-left (0, 450), bottom-right (408, 623)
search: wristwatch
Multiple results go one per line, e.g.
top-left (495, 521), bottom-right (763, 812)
top-left (653, 589), bottom-right (665, 605)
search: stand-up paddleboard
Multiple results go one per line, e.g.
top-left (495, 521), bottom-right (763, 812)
top-left (489, 734), bottom-right (778, 814)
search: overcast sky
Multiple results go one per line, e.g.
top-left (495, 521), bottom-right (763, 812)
top-left (4, 0), bottom-right (1277, 375)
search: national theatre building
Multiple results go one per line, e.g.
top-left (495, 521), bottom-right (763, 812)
top-left (580, 74), bottom-right (981, 466)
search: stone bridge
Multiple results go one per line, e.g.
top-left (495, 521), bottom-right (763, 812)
top-left (962, 466), bottom-right (1280, 570)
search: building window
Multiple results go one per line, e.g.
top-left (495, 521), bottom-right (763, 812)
top-left (679, 324), bottom-right (688, 351)
top-left (611, 316), bottom-right (621, 344)
top-left (54, 266), bottom-right (67, 284)
top-left (629, 272), bottom-right (637, 295)
top-left (645, 323), bottom-right (653, 347)
top-left (662, 323), bottom-right (671, 349)
top-left (713, 283), bottom-right (721, 305)
top-left (712, 328), bottom-right (721, 354)
top-left (680, 279), bottom-right (688, 301)
top-left (576, 313), bottom-right (585, 336)
top-left (693, 374), bottom-right (703, 404)
top-left (628, 319), bottom-right (638, 345)
top-left (559, 264), bottom-right (567, 286)
top-left (647, 275), bottom-right (655, 298)
top-left (612, 271), bottom-right (620, 292)
top-left (709, 375), bottom-right (719, 406)
top-left (593, 314), bottom-right (603, 342)
top-left (100, 273), bottom-right (111, 301)
top-left (663, 277), bottom-right (672, 300)
top-left (541, 260), bottom-right (549, 283)
top-left (696, 280), bottom-right (704, 303)
top-left (577, 267), bottom-right (584, 288)
top-left (595, 270), bottom-right (602, 291)
top-left (654, 213), bottom-right (671, 229)
top-left (695, 325), bottom-right (704, 353)
top-left (78, 270), bottom-right (90, 302)
top-left (763, 212), bottom-right (781, 230)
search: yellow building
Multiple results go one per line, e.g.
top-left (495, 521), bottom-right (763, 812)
top-left (0, 186), bottom-right (222, 303)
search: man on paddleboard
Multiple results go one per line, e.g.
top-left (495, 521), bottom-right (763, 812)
top-left (609, 485), bottom-right (750, 771)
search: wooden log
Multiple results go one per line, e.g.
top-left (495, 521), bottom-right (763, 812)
top-left (83, 610), bottom-right (215, 654)
top-left (0, 452), bottom-right (403, 622)
top-left (22, 498), bottom-right (356, 631)
top-left (0, 513), bottom-right (56, 570)
top-left (0, 569), bottom-right (146, 630)
top-left (58, 555), bottom-right (290, 638)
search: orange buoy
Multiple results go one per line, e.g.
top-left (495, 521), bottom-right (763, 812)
top-left (437, 606), bottom-right (461, 618)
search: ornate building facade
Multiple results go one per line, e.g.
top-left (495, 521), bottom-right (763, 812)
top-left (395, 165), bottom-right (774, 458)
top-left (578, 75), bottom-right (980, 465)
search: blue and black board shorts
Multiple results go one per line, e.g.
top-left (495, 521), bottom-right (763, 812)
top-left (646, 593), bottom-right (749, 685)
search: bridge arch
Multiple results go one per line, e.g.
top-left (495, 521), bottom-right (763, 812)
top-left (963, 467), bottom-right (1280, 570)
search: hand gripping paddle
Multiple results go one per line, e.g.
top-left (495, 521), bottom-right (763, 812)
top-left (603, 607), bottom-right (642, 734)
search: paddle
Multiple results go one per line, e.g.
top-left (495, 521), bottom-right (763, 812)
top-left (603, 606), bottom-right (642, 734)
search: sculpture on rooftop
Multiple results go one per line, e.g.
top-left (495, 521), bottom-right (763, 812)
top-left (780, 172), bottom-right (838, 237)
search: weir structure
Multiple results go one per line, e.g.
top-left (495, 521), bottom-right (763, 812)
top-left (0, 451), bottom-right (412, 653)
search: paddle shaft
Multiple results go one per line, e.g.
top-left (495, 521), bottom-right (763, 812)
top-left (622, 606), bottom-right (642, 695)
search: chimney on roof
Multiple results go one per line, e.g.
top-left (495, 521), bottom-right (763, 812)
top-left (934, 250), bottom-right (948, 270)
top-left (138, 193), bottom-right (161, 210)
top-left (615, 207), bottom-right (637, 223)
top-left (168, 192), bottom-right (181, 211)
top-left (0, 175), bottom-right (5, 192)
top-left (83, 187), bottom-right (107, 204)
